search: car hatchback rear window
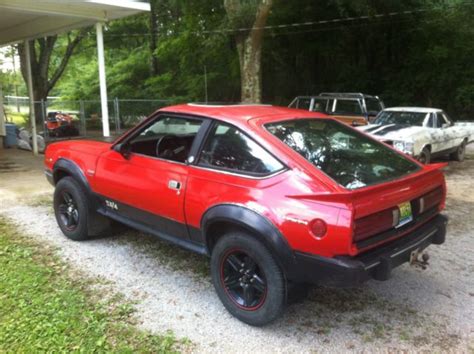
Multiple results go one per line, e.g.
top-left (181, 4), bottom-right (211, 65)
top-left (266, 119), bottom-right (420, 189)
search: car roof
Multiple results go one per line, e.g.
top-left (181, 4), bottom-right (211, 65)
top-left (159, 103), bottom-right (321, 125)
top-left (294, 93), bottom-right (380, 100)
top-left (383, 107), bottom-right (443, 113)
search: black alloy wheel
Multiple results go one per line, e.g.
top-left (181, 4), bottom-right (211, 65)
top-left (57, 191), bottom-right (80, 231)
top-left (220, 249), bottom-right (267, 310)
top-left (54, 177), bottom-right (90, 241)
top-left (211, 232), bottom-right (286, 326)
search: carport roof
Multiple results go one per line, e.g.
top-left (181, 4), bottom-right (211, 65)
top-left (0, 0), bottom-right (150, 45)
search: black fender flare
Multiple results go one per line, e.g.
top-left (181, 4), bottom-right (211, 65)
top-left (201, 204), bottom-right (296, 273)
top-left (53, 158), bottom-right (109, 234)
top-left (53, 159), bottom-right (90, 190)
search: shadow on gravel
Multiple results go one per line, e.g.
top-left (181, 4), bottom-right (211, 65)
top-left (278, 284), bottom-right (460, 349)
top-left (105, 226), bottom-right (210, 279)
top-left (96, 223), bottom-right (461, 350)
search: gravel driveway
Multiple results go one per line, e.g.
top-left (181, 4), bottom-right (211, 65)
top-left (0, 151), bottom-right (473, 352)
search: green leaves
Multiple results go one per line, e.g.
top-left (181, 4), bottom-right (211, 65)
top-left (46, 0), bottom-right (474, 119)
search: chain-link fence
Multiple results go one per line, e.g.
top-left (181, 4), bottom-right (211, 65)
top-left (5, 97), bottom-right (172, 143)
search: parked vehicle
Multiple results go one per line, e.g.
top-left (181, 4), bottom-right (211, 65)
top-left (45, 104), bottom-right (447, 326)
top-left (358, 107), bottom-right (474, 164)
top-left (289, 93), bottom-right (385, 126)
top-left (45, 111), bottom-right (79, 137)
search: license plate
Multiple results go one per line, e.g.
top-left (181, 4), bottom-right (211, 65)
top-left (397, 201), bottom-right (413, 228)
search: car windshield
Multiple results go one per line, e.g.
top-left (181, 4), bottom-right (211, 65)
top-left (374, 111), bottom-right (428, 126)
top-left (266, 119), bottom-right (420, 190)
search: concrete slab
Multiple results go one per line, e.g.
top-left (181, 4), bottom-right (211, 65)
top-left (0, 148), bottom-right (52, 204)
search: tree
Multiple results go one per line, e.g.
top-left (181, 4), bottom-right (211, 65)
top-left (149, 0), bottom-right (159, 75)
top-left (18, 29), bottom-right (87, 123)
top-left (224, 0), bottom-right (273, 103)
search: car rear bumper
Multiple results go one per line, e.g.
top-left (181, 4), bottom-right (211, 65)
top-left (289, 214), bottom-right (447, 287)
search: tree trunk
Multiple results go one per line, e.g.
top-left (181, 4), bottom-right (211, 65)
top-left (149, 0), bottom-right (159, 75)
top-left (224, 0), bottom-right (273, 103)
top-left (18, 30), bottom-right (86, 127)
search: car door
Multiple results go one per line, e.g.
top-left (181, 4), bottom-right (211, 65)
top-left (183, 121), bottom-right (286, 243)
top-left (439, 112), bottom-right (462, 150)
top-left (91, 114), bottom-right (209, 240)
top-left (428, 112), bottom-right (450, 153)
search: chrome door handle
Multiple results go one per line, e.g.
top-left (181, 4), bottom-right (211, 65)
top-left (168, 180), bottom-right (181, 190)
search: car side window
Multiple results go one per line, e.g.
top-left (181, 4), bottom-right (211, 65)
top-left (365, 98), bottom-right (382, 113)
top-left (427, 113), bottom-right (435, 127)
top-left (198, 122), bottom-right (284, 175)
top-left (296, 98), bottom-right (312, 110)
top-left (333, 99), bottom-right (362, 115)
top-left (312, 98), bottom-right (328, 113)
top-left (434, 113), bottom-right (444, 128)
top-left (441, 113), bottom-right (453, 126)
top-left (129, 116), bottom-right (203, 163)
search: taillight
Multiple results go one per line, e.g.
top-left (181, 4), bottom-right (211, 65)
top-left (419, 187), bottom-right (443, 213)
top-left (309, 219), bottom-right (327, 239)
top-left (354, 207), bottom-right (398, 242)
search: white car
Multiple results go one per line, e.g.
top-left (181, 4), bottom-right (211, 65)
top-left (358, 107), bottom-right (474, 163)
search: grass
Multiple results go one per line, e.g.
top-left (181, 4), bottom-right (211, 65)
top-left (5, 111), bottom-right (29, 128)
top-left (26, 193), bottom-right (53, 209)
top-left (0, 217), bottom-right (187, 352)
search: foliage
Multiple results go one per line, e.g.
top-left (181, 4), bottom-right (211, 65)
top-left (9, 0), bottom-right (473, 119)
top-left (0, 218), bottom-right (184, 353)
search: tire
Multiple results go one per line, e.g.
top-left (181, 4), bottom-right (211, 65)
top-left (450, 140), bottom-right (466, 162)
top-left (211, 232), bottom-right (286, 326)
top-left (54, 177), bottom-right (93, 241)
top-left (418, 147), bottom-right (431, 164)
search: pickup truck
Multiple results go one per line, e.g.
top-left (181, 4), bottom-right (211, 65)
top-left (358, 107), bottom-right (474, 163)
top-left (45, 104), bottom-right (448, 326)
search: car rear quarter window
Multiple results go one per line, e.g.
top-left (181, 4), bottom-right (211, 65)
top-left (266, 119), bottom-right (420, 189)
top-left (198, 122), bottom-right (284, 176)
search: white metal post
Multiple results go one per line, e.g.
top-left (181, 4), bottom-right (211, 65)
top-left (0, 82), bottom-right (6, 148)
top-left (96, 22), bottom-right (110, 137)
top-left (24, 40), bottom-right (38, 155)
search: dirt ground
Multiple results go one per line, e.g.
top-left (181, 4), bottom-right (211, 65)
top-left (0, 146), bottom-right (473, 352)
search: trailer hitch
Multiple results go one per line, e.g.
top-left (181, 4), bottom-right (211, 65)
top-left (409, 249), bottom-right (430, 270)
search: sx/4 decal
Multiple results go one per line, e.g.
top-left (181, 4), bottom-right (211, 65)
top-left (105, 200), bottom-right (119, 210)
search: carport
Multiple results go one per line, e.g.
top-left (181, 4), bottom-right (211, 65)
top-left (0, 0), bottom-right (150, 154)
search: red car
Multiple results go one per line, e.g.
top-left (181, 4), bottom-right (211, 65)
top-left (44, 104), bottom-right (447, 326)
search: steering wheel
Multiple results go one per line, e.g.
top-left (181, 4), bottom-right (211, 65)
top-left (156, 134), bottom-right (180, 158)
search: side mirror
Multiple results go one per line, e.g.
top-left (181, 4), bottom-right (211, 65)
top-left (442, 123), bottom-right (451, 129)
top-left (113, 143), bottom-right (131, 159)
top-left (367, 110), bottom-right (379, 116)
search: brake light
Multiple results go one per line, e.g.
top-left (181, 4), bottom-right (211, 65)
top-left (354, 207), bottom-right (398, 242)
top-left (419, 187), bottom-right (443, 213)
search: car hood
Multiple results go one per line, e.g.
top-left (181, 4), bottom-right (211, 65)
top-left (358, 124), bottom-right (425, 141)
top-left (48, 139), bottom-right (112, 155)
